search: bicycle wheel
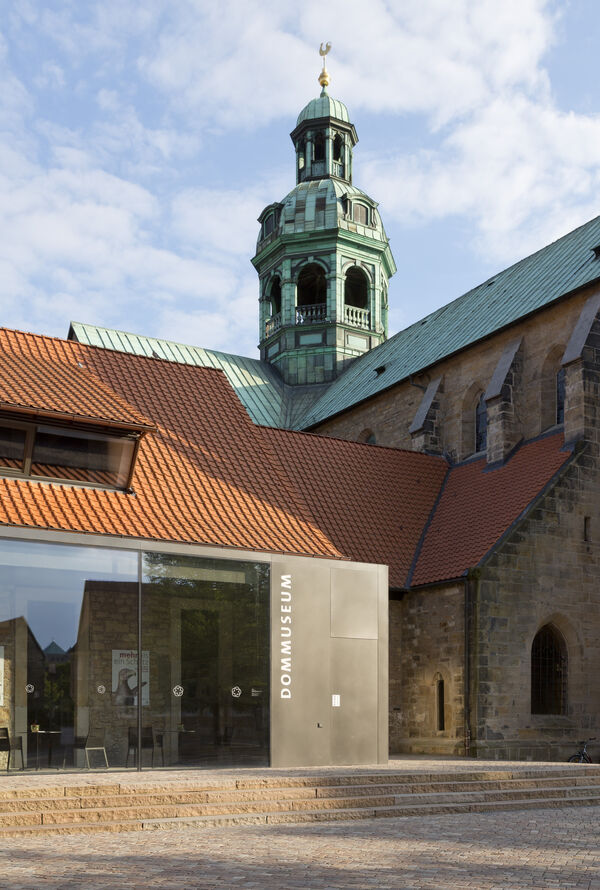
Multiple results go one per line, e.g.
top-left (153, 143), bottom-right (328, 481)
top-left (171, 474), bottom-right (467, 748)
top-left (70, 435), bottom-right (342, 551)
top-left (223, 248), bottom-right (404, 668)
top-left (568, 753), bottom-right (591, 763)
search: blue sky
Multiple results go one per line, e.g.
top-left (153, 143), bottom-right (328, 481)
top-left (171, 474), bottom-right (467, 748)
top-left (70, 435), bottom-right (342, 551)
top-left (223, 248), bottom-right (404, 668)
top-left (2, 0), bottom-right (600, 358)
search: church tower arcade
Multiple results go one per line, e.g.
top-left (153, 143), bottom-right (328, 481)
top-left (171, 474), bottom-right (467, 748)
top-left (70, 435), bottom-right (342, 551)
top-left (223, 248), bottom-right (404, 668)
top-left (252, 47), bottom-right (396, 386)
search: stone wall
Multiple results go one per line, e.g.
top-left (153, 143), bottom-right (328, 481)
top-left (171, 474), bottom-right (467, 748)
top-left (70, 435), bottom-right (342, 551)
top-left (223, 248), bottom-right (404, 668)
top-left (390, 584), bottom-right (465, 756)
top-left (472, 448), bottom-right (600, 760)
top-left (313, 287), bottom-right (593, 458)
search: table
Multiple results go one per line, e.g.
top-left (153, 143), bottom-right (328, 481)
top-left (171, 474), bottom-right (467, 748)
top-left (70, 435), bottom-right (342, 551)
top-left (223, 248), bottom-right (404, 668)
top-left (30, 730), bottom-right (61, 770)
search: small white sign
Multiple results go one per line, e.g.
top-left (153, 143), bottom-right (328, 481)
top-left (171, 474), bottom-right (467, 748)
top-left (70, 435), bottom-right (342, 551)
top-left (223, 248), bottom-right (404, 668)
top-left (332, 694), bottom-right (341, 707)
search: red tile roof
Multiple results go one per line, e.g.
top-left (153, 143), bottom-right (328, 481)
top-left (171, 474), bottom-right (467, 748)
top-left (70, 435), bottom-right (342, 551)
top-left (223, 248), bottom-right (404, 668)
top-left (0, 329), bottom-right (153, 430)
top-left (411, 432), bottom-right (572, 586)
top-left (264, 427), bottom-right (447, 587)
top-left (0, 329), bottom-right (341, 559)
top-left (0, 329), bottom-right (575, 584)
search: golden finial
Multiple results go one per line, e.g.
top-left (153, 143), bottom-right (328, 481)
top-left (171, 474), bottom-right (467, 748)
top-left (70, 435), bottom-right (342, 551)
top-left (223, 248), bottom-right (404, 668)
top-left (318, 42), bottom-right (332, 92)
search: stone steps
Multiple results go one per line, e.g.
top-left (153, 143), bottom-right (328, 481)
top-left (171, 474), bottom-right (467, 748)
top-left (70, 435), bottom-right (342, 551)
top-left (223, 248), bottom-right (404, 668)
top-left (0, 766), bottom-right (599, 837)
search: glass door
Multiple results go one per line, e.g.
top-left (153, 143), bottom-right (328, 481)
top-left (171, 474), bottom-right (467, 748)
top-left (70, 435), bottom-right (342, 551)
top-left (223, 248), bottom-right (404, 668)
top-left (141, 552), bottom-right (270, 768)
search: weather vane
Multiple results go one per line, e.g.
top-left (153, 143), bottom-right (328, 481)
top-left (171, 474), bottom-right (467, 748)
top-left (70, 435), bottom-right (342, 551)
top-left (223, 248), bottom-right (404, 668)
top-left (318, 42), bottom-right (332, 92)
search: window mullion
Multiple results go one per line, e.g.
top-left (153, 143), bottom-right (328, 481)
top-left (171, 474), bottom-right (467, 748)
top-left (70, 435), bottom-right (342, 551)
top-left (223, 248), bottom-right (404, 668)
top-left (23, 425), bottom-right (35, 476)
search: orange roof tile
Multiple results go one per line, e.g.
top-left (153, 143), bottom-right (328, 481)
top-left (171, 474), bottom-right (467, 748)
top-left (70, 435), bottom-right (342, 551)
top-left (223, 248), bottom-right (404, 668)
top-left (263, 427), bottom-right (447, 587)
top-left (0, 329), bottom-right (153, 430)
top-left (411, 432), bottom-right (572, 586)
top-left (0, 328), bottom-right (575, 584)
top-left (0, 329), bottom-right (342, 561)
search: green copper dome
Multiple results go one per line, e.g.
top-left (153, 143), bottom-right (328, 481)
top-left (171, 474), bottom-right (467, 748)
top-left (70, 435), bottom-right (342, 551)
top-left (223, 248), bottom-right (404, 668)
top-left (296, 91), bottom-right (350, 126)
top-left (255, 179), bottom-right (390, 252)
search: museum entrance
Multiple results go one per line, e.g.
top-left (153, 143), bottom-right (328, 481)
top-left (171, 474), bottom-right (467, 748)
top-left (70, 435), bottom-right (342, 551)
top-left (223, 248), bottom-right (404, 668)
top-left (141, 552), bottom-right (270, 768)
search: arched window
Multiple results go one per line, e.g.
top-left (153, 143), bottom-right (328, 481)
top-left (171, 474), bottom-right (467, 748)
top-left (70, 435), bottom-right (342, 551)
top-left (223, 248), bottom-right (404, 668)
top-left (475, 393), bottom-right (487, 453)
top-left (298, 139), bottom-right (305, 172)
top-left (353, 203), bottom-right (368, 225)
top-left (556, 367), bottom-right (566, 425)
top-left (435, 675), bottom-right (445, 731)
top-left (531, 624), bottom-right (567, 715)
top-left (333, 133), bottom-right (343, 162)
top-left (263, 213), bottom-right (275, 238)
top-left (540, 346), bottom-right (565, 431)
top-left (269, 276), bottom-right (281, 315)
top-left (297, 264), bottom-right (327, 307)
top-left (313, 133), bottom-right (325, 162)
top-left (344, 267), bottom-right (368, 309)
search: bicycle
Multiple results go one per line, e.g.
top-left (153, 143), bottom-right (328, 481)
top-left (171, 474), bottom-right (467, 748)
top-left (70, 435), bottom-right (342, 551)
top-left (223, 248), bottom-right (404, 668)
top-left (567, 738), bottom-right (596, 763)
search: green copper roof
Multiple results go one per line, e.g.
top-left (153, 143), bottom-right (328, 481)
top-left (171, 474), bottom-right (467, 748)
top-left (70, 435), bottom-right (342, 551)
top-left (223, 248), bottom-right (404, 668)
top-left (68, 322), bottom-right (328, 430)
top-left (256, 178), bottom-right (391, 252)
top-left (297, 92), bottom-right (349, 125)
top-left (68, 322), bottom-right (288, 428)
top-left (300, 214), bottom-right (600, 429)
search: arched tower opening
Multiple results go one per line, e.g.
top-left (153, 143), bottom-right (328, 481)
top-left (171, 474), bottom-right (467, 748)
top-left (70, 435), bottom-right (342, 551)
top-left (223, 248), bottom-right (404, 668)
top-left (297, 264), bottom-right (327, 308)
top-left (313, 132), bottom-right (325, 162)
top-left (269, 276), bottom-right (282, 315)
top-left (345, 267), bottom-right (368, 310)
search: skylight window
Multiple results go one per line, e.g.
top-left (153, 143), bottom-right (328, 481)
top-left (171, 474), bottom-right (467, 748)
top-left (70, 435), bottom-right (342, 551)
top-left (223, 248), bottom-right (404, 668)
top-left (0, 418), bottom-right (139, 489)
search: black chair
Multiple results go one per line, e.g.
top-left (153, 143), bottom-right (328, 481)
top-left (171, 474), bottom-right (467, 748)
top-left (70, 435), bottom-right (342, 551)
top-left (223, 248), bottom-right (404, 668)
top-left (0, 727), bottom-right (24, 771)
top-left (126, 726), bottom-right (159, 767)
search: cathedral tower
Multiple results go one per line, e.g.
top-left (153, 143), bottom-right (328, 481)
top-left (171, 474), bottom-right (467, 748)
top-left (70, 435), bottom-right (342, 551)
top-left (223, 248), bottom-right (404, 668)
top-left (252, 46), bottom-right (396, 385)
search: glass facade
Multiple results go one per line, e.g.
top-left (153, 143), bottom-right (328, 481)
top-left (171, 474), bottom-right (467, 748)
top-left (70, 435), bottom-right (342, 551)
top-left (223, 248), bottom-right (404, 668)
top-left (0, 538), bottom-right (270, 772)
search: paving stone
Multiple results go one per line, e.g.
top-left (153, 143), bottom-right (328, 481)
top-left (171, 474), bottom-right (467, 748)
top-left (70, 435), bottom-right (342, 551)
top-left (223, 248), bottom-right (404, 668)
top-left (4, 804), bottom-right (597, 890)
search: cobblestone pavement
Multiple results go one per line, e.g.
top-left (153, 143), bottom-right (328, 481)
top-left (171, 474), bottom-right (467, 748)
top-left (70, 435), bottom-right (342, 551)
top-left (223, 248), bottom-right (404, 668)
top-left (2, 805), bottom-right (600, 889)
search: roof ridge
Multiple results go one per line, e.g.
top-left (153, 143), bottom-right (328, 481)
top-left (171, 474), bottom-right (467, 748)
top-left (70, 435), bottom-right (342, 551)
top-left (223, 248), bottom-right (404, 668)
top-left (265, 424), bottom-right (448, 461)
top-left (1, 325), bottom-right (233, 374)
top-left (69, 321), bottom-right (262, 366)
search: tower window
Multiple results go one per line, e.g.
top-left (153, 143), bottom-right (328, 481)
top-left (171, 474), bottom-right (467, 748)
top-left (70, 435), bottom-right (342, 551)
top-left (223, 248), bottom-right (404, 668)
top-left (475, 393), bottom-right (487, 453)
top-left (297, 264), bottom-right (327, 307)
top-left (344, 267), bottom-right (368, 309)
top-left (313, 133), bottom-right (325, 162)
top-left (353, 203), bottom-right (368, 225)
top-left (531, 624), bottom-right (567, 715)
top-left (333, 134), bottom-right (343, 162)
top-left (263, 213), bottom-right (275, 238)
top-left (269, 276), bottom-right (282, 315)
top-left (298, 139), bottom-right (306, 171)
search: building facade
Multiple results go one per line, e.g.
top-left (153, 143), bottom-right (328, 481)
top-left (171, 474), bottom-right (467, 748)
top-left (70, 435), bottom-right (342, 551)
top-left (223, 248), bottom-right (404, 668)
top-left (1, 63), bottom-right (600, 772)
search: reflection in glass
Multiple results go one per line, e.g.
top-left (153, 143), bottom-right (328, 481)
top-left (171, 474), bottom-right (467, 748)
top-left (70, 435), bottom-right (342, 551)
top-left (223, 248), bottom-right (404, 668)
top-left (142, 552), bottom-right (270, 768)
top-left (31, 426), bottom-right (136, 487)
top-left (0, 427), bottom-right (26, 471)
top-left (0, 539), bottom-right (138, 771)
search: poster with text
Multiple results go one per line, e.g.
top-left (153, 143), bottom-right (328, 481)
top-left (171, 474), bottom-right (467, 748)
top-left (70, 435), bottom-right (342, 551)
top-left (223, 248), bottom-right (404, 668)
top-left (111, 649), bottom-right (149, 706)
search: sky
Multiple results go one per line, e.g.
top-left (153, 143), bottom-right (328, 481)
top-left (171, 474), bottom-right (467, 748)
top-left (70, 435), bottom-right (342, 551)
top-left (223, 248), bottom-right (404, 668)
top-left (2, 0), bottom-right (600, 359)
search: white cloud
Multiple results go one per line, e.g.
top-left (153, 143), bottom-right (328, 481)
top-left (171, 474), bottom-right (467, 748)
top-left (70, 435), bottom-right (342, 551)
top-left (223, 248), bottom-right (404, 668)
top-left (364, 94), bottom-right (600, 263)
top-left (1, 0), bottom-right (599, 356)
